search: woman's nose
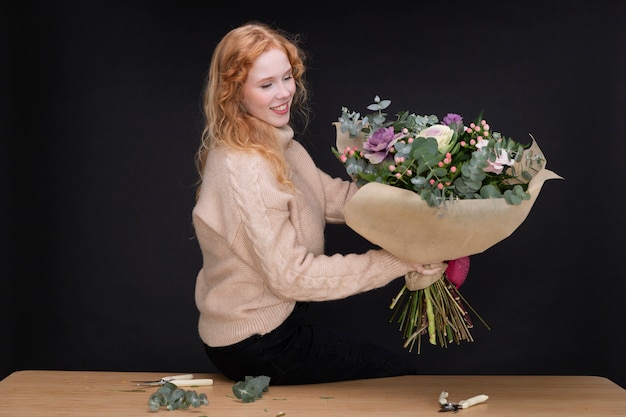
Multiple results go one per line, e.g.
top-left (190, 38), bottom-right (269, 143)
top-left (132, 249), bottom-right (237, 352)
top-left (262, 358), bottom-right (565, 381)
top-left (276, 81), bottom-right (292, 98)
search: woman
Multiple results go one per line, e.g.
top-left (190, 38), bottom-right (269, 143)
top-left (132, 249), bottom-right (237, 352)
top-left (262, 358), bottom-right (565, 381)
top-left (192, 22), bottom-right (445, 385)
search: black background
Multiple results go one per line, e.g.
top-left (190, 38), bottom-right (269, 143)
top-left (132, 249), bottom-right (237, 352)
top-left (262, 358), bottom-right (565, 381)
top-left (2, 1), bottom-right (625, 388)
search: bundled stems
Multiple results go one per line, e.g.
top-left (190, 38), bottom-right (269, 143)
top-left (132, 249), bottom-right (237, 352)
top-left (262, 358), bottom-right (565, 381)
top-left (390, 275), bottom-right (490, 353)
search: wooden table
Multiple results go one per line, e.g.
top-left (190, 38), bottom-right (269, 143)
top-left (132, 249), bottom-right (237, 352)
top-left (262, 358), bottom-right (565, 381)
top-left (1, 371), bottom-right (625, 416)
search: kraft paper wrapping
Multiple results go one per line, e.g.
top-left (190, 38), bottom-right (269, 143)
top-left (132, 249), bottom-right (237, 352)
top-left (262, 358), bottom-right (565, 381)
top-left (335, 122), bottom-right (563, 264)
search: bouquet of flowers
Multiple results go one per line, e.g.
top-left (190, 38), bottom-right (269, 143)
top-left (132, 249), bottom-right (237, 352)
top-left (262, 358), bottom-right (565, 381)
top-left (332, 96), bottom-right (561, 352)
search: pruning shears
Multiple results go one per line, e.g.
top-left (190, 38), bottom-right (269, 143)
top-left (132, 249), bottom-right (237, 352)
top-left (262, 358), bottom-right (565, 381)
top-left (131, 373), bottom-right (214, 387)
top-left (438, 390), bottom-right (489, 412)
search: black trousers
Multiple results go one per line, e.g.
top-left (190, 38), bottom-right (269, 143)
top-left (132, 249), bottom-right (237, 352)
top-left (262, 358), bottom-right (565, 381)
top-left (203, 302), bottom-right (417, 385)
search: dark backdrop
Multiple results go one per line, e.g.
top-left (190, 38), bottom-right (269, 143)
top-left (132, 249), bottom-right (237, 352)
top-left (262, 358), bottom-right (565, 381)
top-left (2, 1), bottom-right (625, 388)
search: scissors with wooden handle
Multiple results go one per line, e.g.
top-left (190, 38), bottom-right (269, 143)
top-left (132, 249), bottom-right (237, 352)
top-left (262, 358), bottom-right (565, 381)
top-left (131, 373), bottom-right (214, 387)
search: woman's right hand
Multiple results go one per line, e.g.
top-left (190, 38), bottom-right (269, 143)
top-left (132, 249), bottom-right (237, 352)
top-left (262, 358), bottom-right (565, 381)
top-left (403, 261), bottom-right (447, 291)
top-left (411, 261), bottom-right (446, 275)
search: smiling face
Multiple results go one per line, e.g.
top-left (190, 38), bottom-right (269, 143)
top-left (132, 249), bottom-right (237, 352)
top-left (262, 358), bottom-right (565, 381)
top-left (241, 47), bottom-right (296, 128)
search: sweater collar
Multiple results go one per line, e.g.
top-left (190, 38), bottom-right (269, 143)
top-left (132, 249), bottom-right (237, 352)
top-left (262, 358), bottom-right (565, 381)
top-left (276, 125), bottom-right (294, 147)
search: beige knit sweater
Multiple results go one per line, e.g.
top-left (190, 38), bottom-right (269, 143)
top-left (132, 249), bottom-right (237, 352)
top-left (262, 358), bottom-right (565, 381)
top-left (193, 126), bottom-right (413, 347)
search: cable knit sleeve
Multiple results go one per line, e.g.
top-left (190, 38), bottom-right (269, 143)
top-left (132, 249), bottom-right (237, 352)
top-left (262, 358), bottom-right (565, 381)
top-left (226, 148), bottom-right (411, 302)
top-left (318, 167), bottom-right (358, 224)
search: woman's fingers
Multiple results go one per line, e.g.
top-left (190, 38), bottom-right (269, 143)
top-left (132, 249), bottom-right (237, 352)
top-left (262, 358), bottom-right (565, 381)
top-left (405, 270), bottom-right (443, 290)
top-left (415, 261), bottom-right (447, 275)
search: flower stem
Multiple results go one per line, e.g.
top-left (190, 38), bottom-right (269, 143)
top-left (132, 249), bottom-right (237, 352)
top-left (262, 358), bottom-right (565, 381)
top-left (424, 286), bottom-right (436, 345)
top-left (389, 275), bottom-right (490, 352)
top-left (389, 284), bottom-right (407, 309)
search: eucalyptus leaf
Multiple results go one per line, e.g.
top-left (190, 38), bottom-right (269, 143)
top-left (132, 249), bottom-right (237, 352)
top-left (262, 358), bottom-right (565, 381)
top-left (480, 184), bottom-right (502, 199)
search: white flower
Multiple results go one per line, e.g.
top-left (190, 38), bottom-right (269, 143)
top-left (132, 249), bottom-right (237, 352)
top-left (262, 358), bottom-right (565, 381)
top-left (418, 124), bottom-right (454, 154)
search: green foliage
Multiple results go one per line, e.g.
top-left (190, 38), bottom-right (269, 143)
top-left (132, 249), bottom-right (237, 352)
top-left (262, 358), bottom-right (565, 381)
top-left (147, 382), bottom-right (209, 411)
top-left (231, 375), bottom-right (271, 403)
